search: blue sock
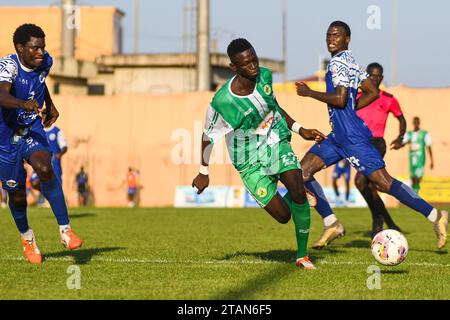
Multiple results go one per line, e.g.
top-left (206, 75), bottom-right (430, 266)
top-left (40, 176), bottom-right (70, 225)
top-left (388, 179), bottom-right (433, 218)
top-left (304, 179), bottom-right (334, 219)
top-left (9, 202), bottom-right (29, 233)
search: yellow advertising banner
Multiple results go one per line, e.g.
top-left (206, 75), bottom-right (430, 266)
top-left (398, 176), bottom-right (450, 203)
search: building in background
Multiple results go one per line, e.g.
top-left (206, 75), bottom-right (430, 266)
top-left (0, 5), bottom-right (283, 95)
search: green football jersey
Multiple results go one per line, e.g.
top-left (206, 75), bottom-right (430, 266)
top-left (403, 129), bottom-right (431, 167)
top-left (204, 67), bottom-right (291, 172)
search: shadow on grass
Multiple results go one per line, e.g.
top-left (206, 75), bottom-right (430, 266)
top-left (218, 249), bottom-right (296, 263)
top-left (213, 260), bottom-right (295, 300)
top-left (69, 212), bottom-right (97, 219)
top-left (409, 248), bottom-right (448, 255)
top-left (342, 239), bottom-right (371, 249)
top-left (43, 247), bottom-right (124, 265)
top-left (381, 269), bottom-right (409, 275)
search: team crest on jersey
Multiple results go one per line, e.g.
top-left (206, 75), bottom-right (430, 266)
top-left (257, 187), bottom-right (268, 198)
top-left (6, 180), bottom-right (18, 188)
top-left (39, 71), bottom-right (46, 83)
top-left (263, 84), bottom-right (272, 96)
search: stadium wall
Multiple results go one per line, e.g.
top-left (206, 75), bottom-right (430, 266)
top-left (52, 86), bottom-right (450, 207)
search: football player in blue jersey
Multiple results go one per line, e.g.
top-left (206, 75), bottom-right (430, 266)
top-left (295, 21), bottom-right (447, 250)
top-left (0, 24), bottom-right (83, 264)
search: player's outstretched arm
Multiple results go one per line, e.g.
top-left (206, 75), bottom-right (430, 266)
top-left (295, 81), bottom-right (349, 108)
top-left (356, 78), bottom-right (380, 110)
top-left (390, 115), bottom-right (407, 150)
top-left (192, 134), bottom-right (213, 194)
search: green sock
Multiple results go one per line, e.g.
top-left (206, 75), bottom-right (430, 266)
top-left (282, 192), bottom-right (293, 208)
top-left (412, 184), bottom-right (420, 193)
top-left (291, 200), bottom-right (311, 259)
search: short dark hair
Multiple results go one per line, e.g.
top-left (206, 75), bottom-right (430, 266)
top-left (227, 38), bottom-right (253, 59)
top-left (367, 62), bottom-right (384, 75)
top-left (329, 21), bottom-right (351, 38)
top-left (13, 24), bottom-right (45, 46)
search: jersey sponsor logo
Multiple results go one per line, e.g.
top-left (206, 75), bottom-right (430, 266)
top-left (263, 84), bottom-right (272, 96)
top-left (6, 180), bottom-right (18, 188)
top-left (257, 187), bottom-right (268, 198)
top-left (255, 111), bottom-right (274, 135)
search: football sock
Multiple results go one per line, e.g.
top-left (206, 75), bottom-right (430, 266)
top-left (20, 228), bottom-right (34, 241)
top-left (59, 224), bottom-right (71, 234)
top-left (427, 208), bottom-right (438, 223)
top-left (40, 176), bottom-right (70, 225)
top-left (323, 214), bottom-right (337, 227)
top-left (305, 179), bottom-right (334, 219)
top-left (291, 200), bottom-right (311, 259)
top-left (283, 192), bottom-right (311, 259)
top-left (388, 179), bottom-right (433, 218)
top-left (9, 201), bottom-right (29, 233)
top-left (412, 184), bottom-right (420, 193)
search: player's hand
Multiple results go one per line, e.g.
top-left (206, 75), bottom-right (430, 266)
top-left (299, 127), bottom-right (327, 144)
top-left (390, 136), bottom-right (403, 150)
top-left (42, 104), bottom-right (59, 127)
top-left (192, 173), bottom-right (209, 194)
top-left (21, 99), bottom-right (41, 114)
top-left (295, 81), bottom-right (311, 97)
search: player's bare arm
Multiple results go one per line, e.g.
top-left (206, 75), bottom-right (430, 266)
top-left (278, 106), bottom-right (327, 143)
top-left (356, 78), bottom-right (380, 110)
top-left (0, 81), bottom-right (40, 113)
top-left (42, 84), bottom-right (59, 127)
top-left (192, 134), bottom-right (213, 194)
top-left (295, 81), bottom-right (349, 108)
top-left (390, 115), bottom-right (407, 150)
top-left (428, 145), bottom-right (434, 170)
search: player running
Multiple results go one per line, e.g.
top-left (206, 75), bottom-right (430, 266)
top-left (402, 117), bottom-right (433, 193)
top-left (295, 21), bottom-right (447, 249)
top-left (192, 38), bottom-right (326, 269)
top-left (0, 24), bottom-right (83, 264)
top-left (355, 62), bottom-right (403, 238)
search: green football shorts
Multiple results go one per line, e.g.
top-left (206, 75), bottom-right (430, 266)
top-left (239, 139), bottom-right (301, 207)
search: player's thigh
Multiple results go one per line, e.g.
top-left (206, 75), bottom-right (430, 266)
top-left (301, 136), bottom-right (341, 181)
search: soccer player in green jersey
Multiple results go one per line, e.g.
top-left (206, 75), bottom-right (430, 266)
top-left (402, 117), bottom-right (434, 193)
top-left (192, 38), bottom-right (326, 269)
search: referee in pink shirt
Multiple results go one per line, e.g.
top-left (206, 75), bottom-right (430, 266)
top-left (356, 63), bottom-right (406, 238)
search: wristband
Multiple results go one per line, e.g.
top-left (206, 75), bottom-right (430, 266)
top-left (199, 165), bottom-right (209, 175)
top-left (291, 122), bottom-right (302, 134)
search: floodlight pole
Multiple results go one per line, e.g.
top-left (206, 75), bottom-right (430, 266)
top-left (196, 0), bottom-right (211, 91)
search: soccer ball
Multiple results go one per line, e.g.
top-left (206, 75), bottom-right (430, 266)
top-left (371, 229), bottom-right (408, 266)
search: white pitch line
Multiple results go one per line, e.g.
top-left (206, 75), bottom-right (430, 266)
top-left (0, 256), bottom-right (449, 268)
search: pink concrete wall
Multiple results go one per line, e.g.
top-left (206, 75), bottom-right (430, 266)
top-left (51, 87), bottom-right (450, 207)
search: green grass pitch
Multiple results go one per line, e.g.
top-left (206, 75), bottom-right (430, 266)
top-left (0, 206), bottom-right (448, 299)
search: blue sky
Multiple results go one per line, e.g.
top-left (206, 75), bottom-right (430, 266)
top-left (4, 0), bottom-right (450, 87)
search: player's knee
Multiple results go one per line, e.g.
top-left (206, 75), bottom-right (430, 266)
top-left (290, 191), bottom-right (307, 205)
top-left (374, 181), bottom-right (390, 193)
top-left (355, 175), bottom-right (367, 191)
top-left (276, 214), bottom-right (291, 224)
top-left (36, 164), bottom-right (54, 181)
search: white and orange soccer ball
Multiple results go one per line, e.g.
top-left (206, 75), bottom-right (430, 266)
top-left (371, 229), bottom-right (408, 266)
